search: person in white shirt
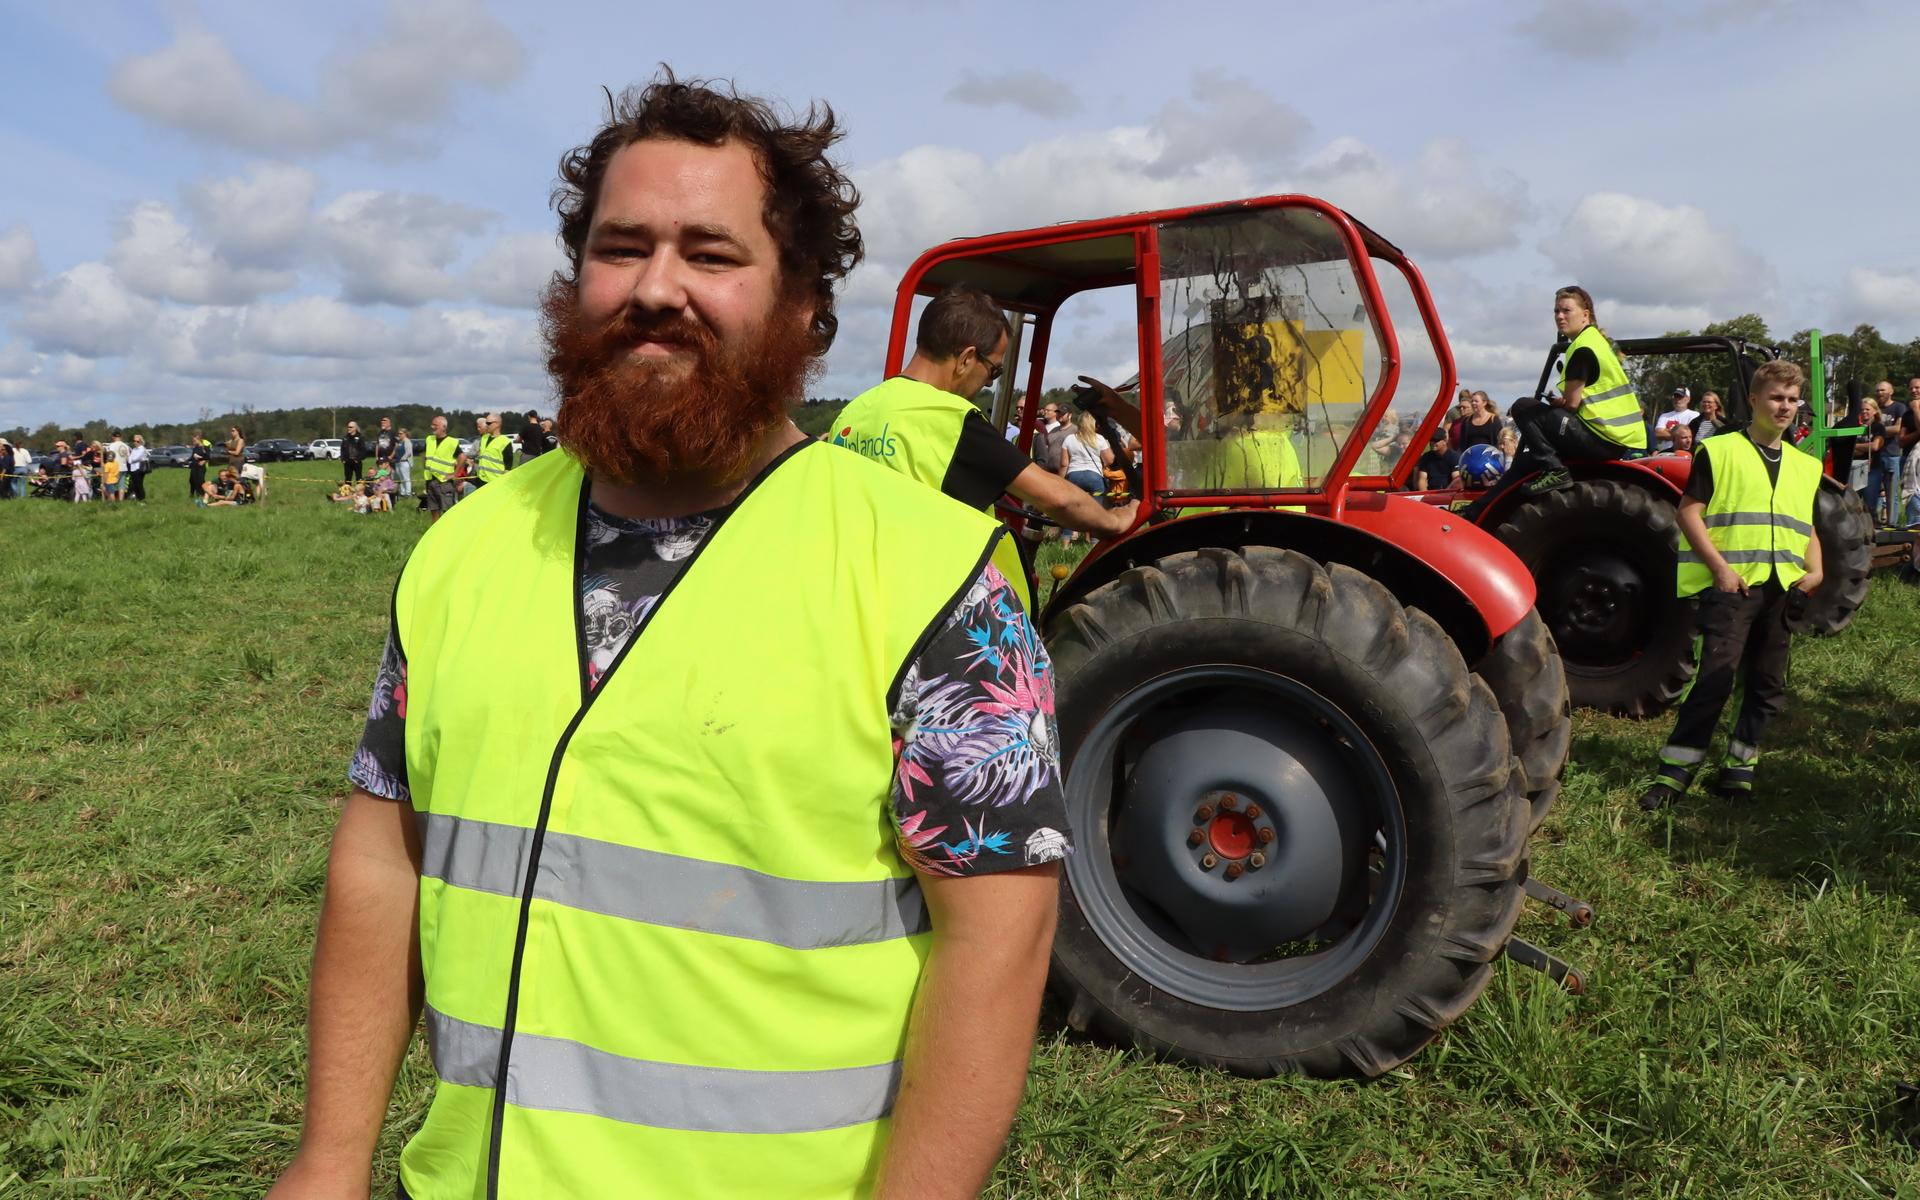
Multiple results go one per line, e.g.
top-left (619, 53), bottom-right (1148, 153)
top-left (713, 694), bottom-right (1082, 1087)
top-left (1056, 410), bottom-right (1113, 542)
top-left (1653, 387), bottom-right (1694, 448)
top-left (126, 434), bottom-right (151, 501)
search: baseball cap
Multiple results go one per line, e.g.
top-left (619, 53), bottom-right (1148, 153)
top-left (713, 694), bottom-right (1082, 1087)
top-left (1673, 386), bottom-right (1690, 397)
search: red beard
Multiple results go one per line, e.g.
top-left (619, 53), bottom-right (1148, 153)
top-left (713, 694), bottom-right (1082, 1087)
top-left (542, 279), bottom-right (820, 488)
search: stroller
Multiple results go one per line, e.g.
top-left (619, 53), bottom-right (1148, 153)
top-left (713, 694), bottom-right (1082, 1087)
top-left (29, 470), bottom-right (72, 500)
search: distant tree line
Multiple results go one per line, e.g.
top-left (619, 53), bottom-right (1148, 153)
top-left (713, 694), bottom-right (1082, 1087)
top-left (1625, 315), bottom-right (1920, 415)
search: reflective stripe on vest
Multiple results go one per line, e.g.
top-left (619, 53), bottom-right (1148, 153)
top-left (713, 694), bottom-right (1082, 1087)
top-left (835, 376), bottom-right (1030, 612)
top-left (1675, 432), bottom-right (1820, 596)
top-left (423, 435), bottom-right (459, 482)
top-left (1560, 326), bottom-right (1647, 450)
top-left (425, 1007), bottom-right (901, 1135)
top-left (475, 433), bottom-right (508, 480)
top-left (419, 811), bottom-right (929, 948)
top-left (393, 445), bottom-right (1000, 1198)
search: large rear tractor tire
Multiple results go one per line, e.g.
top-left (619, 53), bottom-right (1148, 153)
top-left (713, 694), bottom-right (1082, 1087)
top-left (1474, 610), bottom-right (1571, 833)
top-left (1491, 480), bottom-right (1694, 717)
top-left (1803, 484), bottom-right (1872, 636)
top-left (1044, 548), bottom-right (1529, 1079)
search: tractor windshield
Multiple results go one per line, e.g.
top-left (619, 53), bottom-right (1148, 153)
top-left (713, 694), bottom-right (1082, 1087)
top-left (1155, 207), bottom-right (1384, 495)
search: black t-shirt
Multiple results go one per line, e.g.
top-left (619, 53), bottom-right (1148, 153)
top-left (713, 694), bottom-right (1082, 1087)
top-left (520, 420), bottom-right (546, 457)
top-left (375, 430), bottom-right (397, 462)
top-left (1457, 416), bottom-right (1501, 449)
top-left (1683, 433), bottom-right (1782, 503)
top-left (942, 411), bottom-right (1035, 510)
top-left (1414, 450), bottom-right (1455, 489)
top-left (189, 443), bottom-right (209, 468)
top-left (1564, 347), bottom-right (1599, 388)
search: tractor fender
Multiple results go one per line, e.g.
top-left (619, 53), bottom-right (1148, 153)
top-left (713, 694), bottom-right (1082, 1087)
top-left (1043, 496), bottom-right (1534, 663)
top-left (1472, 457), bottom-right (1684, 530)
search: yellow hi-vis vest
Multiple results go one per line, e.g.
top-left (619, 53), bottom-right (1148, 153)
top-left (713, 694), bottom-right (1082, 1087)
top-left (1561, 325), bottom-right (1647, 451)
top-left (423, 435), bottom-right (460, 483)
top-left (393, 444), bottom-right (1001, 1199)
top-left (833, 376), bottom-right (1033, 613)
top-left (474, 433), bottom-right (510, 481)
top-left (1675, 432), bottom-right (1820, 597)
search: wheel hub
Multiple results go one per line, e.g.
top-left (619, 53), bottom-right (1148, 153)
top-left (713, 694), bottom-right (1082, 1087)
top-left (1111, 703), bottom-right (1370, 961)
top-left (1541, 552), bottom-right (1649, 664)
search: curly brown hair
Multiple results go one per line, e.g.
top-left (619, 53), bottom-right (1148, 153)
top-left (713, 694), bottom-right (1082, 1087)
top-left (552, 69), bottom-right (864, 352)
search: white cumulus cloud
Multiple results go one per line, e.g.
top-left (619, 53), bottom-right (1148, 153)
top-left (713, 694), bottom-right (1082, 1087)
top-left (108, 201), bottom-right (296, 305)
top-left (1298, 137), bottom-right (1531, 260)
top-left (184, 164), bottom-right (319, 268)
top-left (17, 264), bottom-right (158, 359)
top-left (107, 0), bottom-right (523, 155)
top-left (0, 226), bottom-right (44, 294)
top-left (1542, 192), bottom-right (1773, 308)
top-left (945, 69), bottom-right (1082, 118)
top-left (318, 190), bottom-right (494, 306)
top-left (467, 231), bottom-right (563, 308)
top-left (1844, 266), bottom-right (1920, 326)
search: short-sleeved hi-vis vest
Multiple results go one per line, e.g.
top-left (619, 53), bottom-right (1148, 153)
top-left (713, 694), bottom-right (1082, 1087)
top-left (422, 434), bottom-right (460, 483)
top-left (474, 432), bottom-right (510, 481)
top-left (833, 375), bottom-right (1030, 611)
top-left (1675, 432), bottom-right (1820, 597)
top-left (393, 444), bottom-right (1001, 1199)
top-left (1561, 325), bottom-right (1647, 451)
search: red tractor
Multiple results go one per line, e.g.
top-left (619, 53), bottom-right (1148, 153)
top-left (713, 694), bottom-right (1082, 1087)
top-left (1389, 336), bottom-right (1874, 715)
top-left (886, 196), bottom-right (1583, 1079)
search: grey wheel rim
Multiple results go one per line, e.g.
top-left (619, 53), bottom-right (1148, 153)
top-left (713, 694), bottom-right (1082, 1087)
top-left (1063, 665), bottom-right (1406, 1012)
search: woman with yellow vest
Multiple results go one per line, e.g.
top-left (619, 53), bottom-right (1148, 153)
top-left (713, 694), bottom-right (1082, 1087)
top-left (1640, 360), bottom-right (1824, 811)
top-left (1465, 286), bottom-right (1647, 517)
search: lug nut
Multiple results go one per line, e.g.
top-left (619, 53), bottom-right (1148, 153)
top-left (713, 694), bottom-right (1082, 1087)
top-left (1200, 853), bottom-right (1218, 870)
top-left (1220, 794), bottom-right (1239, 811)
top-left (1187, 829), bottom-right (1203, 847)
top-left (1244, 803), bottom-right (1262, 820)
top-left (1195, 805), bottom-right (1213, 822)
top-left (1249, 852), bottom-right (1266, 869)
top-left (1224, 863), bottom-right (1243, 881)
top-left (1257, 827), bottom-right (1274, 845)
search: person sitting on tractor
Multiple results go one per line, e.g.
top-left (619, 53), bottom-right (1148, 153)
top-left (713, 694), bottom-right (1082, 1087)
top-left (834, 284), bottom-right (1139, 604)
top-left (1465, 285), bottom-right (1647, 516)
top-left (1639, 360), bottom-right (1823, 811)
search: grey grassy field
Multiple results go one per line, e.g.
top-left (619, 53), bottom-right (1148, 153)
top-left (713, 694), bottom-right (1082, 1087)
top-left (2, 460), bottom-right (1917, 1198)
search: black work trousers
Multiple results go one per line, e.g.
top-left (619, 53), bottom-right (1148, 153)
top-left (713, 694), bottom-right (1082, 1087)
top-left (188, 466), bottom-right (205, 499)
top-left (127, 469), bottom-right (146, 501)
top-left (1510, 396), bottom-right (1629, 475)
top-left (1665, 583), bottom-right (1792, 759)
top-left (344, 458), bottom-right (364, 483)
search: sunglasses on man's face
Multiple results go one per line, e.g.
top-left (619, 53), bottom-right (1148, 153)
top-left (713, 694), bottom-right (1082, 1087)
top-left (975, 350), bottom-right (1003, 385)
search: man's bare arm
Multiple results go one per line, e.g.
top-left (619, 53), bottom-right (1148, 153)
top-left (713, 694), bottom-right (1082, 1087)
top-left (1006, 463), bottom-right (1137, 538)
top-left (268, 790), bottom-right (424, 1200)
top-left (873, 865), bottom-right (1059, 1200)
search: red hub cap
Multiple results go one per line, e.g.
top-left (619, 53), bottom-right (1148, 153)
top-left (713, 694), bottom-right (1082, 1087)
top-left (1208, 811), bottom-right (1257, 860)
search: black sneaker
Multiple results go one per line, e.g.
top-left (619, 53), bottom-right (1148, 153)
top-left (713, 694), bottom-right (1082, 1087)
top-left (1525, 469), bottom-right (1572, 496)
top-left (1638, 782), bottom-right (1679, 812)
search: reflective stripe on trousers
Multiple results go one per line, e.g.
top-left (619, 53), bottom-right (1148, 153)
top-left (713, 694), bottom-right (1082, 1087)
top-left (425, 1006), bottom-right (901, 1134)
top-left (418, 811), bottom-right (929, 949)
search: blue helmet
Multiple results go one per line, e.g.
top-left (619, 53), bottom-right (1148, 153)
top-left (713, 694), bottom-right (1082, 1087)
top-left (1460, 443), bottom-right (1505, 487)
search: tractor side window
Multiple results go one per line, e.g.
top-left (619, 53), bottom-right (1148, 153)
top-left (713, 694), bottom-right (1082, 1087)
top-left (1156, 208), bottom-right (1383, 494)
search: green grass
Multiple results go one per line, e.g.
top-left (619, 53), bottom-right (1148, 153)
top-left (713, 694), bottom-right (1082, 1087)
top-left (3, 463), bottom-right (1919, 1197)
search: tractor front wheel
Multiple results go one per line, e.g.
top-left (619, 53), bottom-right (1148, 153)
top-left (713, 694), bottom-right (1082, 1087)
top-left (1044, 547), bottom-right (1528, 1078)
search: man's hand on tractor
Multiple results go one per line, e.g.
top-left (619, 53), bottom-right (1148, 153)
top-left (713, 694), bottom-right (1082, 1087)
top-left (1102, 498), bottom-right (1141, 538)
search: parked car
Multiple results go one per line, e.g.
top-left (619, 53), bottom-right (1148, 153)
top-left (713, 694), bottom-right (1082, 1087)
top-left (310, 438), bottom-right (342, 460)
top-left (149, 445), bottom-right (193, 468)
top-left (248, 438), bottom-right (308, 462)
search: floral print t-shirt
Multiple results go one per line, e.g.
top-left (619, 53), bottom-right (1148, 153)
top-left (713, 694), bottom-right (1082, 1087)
top-left (349, 501), bottom-right (1072, 877)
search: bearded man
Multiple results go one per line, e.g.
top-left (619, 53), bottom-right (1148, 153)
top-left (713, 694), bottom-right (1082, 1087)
top-left (269, 72), bottom-right (1069, 1200)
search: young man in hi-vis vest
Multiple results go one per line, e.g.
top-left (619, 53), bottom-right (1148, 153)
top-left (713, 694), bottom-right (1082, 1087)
top-left (1640, 360), bottom-right (1825, 811)
top-left (270, 71), bottom-right (1069, 1200)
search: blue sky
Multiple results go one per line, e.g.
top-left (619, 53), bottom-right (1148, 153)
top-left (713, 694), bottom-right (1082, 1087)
top-left (2, 0), bottom-right (1916, 432)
